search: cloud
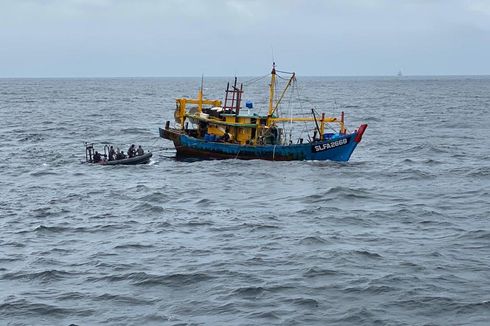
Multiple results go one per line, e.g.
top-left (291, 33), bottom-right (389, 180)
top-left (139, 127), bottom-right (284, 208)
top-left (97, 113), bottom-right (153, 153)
top-left (0, 0), bottom-right (489, 76)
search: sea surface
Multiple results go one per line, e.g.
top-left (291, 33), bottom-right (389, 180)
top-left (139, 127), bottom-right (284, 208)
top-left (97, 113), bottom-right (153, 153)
top-left (1, 75), bottom-right (489, 325)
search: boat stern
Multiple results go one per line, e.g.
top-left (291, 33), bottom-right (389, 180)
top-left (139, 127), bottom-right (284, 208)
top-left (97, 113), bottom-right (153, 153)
top-left (159, 126), bottom-right (182, 143)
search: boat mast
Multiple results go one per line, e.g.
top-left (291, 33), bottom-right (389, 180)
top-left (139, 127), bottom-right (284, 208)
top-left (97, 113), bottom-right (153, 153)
top-left (267, 63), bottom-right (276, 126)
top-left (270, 72), bottom-right (295, 117)
top-left (198, 75), bottom-right (204, 113)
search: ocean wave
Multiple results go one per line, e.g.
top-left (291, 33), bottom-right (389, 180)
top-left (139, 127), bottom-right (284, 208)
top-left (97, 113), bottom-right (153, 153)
top-left (247, 310), bottom-right (281, 319)
top-left (94, 293), bottom-right (156, 305)
top-left (2, 241), bottom-right (26, 248)
top-left (302, 186), bottom-right (372, 203)
top-left (114, 243), bottom-right (155, 249)
top-left (344, 284), bottom-right (397, 294)
top-left (455, 300), bottom-right (490, 314)
top-left (392, 296), bottom-right (459, 312)
top-left (131, 202), bottom-right (165, 214)
top-left (330, 306), bottom-right (371, 323)
top-left (287, 297), bottom-right (320, 308)
top-left (134, 272), bottom-right (214, 286)
top-left (465, 166), bottom-right (490, 178)
top-left (243, 222), bottom-right (279, 231)
top-left (91, 223), bottom-right (128, 232)
top-left (299, 236), bottom-right (330, 245)
top-left (18, 134), bottom-right (44, 143)
top-left (29, 170), bottom-right (60, 177)
top-left (295, 206), bottom-right (342, 215)
top-left (396, 168), bottom-right (436, 180)
top-left (0, 299), bottom-right (94, 317)
top-left (232, 286), bottom-right (265, 297)
top-left (303, 267), bottom-right (338, 277)
top-left (55, 291), bottom-right (86, 300)
top-left (403, 143), bottom-right (450, 154)
top-left (456, 230), bottom-right (490, 240)
top-left (0, 257), bottom-right (20, 264)
top-left (137, 191), bottom-right (169, 202)
top-left (194, 198), bottom-right (213, 205)
top-left (33, 225), bottom-right (75, 233)
top-left (1, 269), bottom-right (76, 282)
top-left (183, 219), bottom-right (214, 227)
top-left (352, 250), bottom-right (383, 259)
top-left (363, 115), bottom-right (382, 122)
top-left (89, 271), bottom-right (214, 287)
top-left (120, 127), bottom-right (149, 134)
top-left (400, 158), bottom-right (443, 166)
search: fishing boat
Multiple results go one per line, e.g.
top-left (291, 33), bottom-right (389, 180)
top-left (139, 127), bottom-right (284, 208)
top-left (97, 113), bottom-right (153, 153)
top-left (159, 64), bottom-right (367, 161)
top-left (85, 143), bottom-right (152, 165)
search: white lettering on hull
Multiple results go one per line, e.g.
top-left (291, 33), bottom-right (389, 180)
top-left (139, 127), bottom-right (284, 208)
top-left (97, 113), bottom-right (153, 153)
top-left (312, 138), bottom-right (348, 153)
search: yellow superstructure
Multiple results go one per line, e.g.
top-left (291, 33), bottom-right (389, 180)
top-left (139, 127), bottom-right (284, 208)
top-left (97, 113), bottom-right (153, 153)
top-left (173, 64), bottom-right (347, 145)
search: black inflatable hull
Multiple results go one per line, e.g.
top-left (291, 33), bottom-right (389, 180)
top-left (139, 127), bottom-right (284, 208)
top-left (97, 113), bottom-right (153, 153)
top-left (103, 152), bottom-right (152, 165)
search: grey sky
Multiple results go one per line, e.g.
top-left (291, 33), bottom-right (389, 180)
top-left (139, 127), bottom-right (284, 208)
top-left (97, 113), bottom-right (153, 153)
top-left (1, 0), bottom-right (489, 77)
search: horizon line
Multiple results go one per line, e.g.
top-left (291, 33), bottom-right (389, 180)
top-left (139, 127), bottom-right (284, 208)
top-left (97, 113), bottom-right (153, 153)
top-left (1, 74), bottom-right (490, 79)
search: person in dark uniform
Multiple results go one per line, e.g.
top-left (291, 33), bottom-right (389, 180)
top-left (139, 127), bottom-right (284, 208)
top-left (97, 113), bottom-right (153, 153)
top-left (108, 146), bottom-right (115, 161)
top-left (127, 144), bottom-right (136, 158)
top-left (198, 121), bottom-right (208, 138)
top-left (116, 149), bottom-right (126, 160)
top-left (270, 125), bottom-right (278, 144)
top-left (136, 145), bottom-right (144, 156)
top-left (93, 151), bottom-right (101, 163)
top-left (220, 127), bottom-right (232, 142)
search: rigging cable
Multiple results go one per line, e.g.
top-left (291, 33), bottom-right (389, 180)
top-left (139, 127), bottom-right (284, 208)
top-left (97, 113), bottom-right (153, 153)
top-left (242, 74), bottom-right (269, 86)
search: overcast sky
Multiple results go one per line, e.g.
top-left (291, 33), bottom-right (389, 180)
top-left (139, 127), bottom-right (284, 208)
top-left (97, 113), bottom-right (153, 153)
top-left (1, 0), bottom-right (489, 77)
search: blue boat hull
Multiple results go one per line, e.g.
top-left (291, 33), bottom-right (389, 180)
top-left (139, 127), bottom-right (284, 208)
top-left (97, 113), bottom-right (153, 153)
top-left (160, 125), bottom-right (366, 161)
